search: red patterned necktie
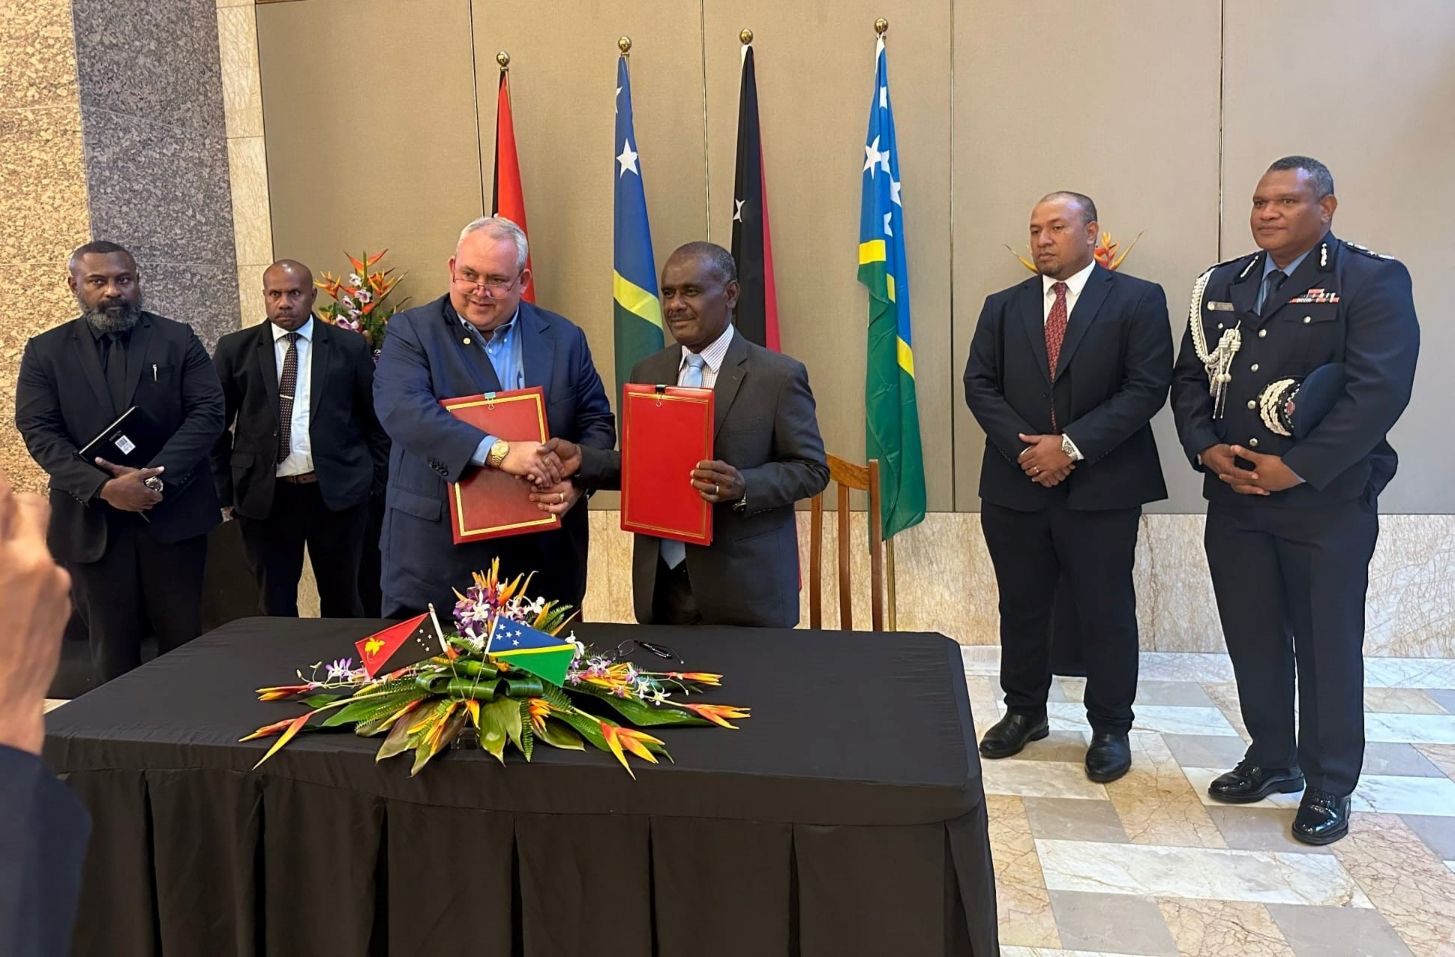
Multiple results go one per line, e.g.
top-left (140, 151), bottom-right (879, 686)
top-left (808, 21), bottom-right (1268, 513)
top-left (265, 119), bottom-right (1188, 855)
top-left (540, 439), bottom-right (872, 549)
top-left (1046, 281), bottom-right (1068, 427)
top-left (278, 332), bottom-right (300, 462)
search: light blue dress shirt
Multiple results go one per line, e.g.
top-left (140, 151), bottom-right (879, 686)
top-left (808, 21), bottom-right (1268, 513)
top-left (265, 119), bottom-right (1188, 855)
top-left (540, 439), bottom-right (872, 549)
top-left (466, 308), bottom-right (526, 467)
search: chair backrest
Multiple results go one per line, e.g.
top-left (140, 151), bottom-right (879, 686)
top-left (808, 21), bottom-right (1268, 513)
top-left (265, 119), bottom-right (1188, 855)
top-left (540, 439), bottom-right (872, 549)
top-left (808, 454), bottom-right (884, 631)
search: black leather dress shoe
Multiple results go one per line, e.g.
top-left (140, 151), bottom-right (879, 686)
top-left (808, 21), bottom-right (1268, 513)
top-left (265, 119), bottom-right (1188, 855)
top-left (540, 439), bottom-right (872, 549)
top-left (1085, 732), bottom-right (1132, 783)
top-left (1206, 761), bottom-right (1305, 804)
top-left (1292, 789), bottom-right (1351, 845)
top-left (978, 712), bottom-right (1049, 759)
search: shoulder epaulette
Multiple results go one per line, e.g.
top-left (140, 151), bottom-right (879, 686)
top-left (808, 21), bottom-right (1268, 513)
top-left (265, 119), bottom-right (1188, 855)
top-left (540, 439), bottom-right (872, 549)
top-left (1342, 240), bottom-right (1396, 261)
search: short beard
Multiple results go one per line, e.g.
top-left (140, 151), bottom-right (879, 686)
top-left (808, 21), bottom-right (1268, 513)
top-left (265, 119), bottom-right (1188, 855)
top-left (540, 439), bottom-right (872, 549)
top-left (80, 295), bottom-right (143, 335)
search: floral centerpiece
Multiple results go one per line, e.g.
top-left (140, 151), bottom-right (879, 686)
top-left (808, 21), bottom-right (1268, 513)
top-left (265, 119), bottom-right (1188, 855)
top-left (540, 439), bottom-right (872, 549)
top-left (242, 561), bottom-right (748, 777)
top-left (316, 249), bottom-right (409, 352)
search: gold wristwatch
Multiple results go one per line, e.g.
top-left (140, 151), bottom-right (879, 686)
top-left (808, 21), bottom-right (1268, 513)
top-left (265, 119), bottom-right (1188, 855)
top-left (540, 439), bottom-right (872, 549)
top-left (486, 439), bottom-right (510, 469)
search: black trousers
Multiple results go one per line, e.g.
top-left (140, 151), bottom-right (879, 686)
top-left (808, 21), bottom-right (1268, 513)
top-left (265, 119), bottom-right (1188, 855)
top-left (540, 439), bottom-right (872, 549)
top-left (1205, 496), bottom-right (1378, 796)
top-left (237, 482), bottom-right (368, 618)
top-left (981, 499), bottom-right (1142, 735)
top-left (68, 517), bottom-right (207, 681)
top-left (651, 556), bottom-right (704, 626)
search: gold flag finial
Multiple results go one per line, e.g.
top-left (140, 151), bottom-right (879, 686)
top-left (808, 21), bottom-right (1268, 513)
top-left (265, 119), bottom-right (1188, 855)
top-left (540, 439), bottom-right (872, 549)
top-left (740, 28), bottom-right (754, 45)
top-left (496, 50), bottom-right (510, 70)
top-left (618, 36), bottom-right (632, 55)
top-left (875, 18), bottom-right (889, 36)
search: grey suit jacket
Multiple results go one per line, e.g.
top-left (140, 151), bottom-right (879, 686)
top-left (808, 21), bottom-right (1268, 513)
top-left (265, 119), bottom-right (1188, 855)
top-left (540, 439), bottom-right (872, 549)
top-left (577, 331), bottom-right (828, 626)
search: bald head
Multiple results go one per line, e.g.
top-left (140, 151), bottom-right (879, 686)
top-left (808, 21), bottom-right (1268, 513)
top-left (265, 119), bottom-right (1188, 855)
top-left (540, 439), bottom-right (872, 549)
top-left (262, 259), bottom-right (317, 331)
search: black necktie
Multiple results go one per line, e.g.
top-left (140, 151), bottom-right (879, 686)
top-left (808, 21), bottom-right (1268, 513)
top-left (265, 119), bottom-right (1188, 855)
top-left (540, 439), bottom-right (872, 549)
top-left (278, 332), bottom-right (300, 461)
top-left (102, 332), bottom-right (128, 410)
top-left (1259, 270), bottom-right (1287, 316)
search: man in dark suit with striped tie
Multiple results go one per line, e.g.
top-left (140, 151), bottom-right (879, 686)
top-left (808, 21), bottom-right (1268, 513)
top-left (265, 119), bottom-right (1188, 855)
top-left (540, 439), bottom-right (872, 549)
top-left (964, 192), bottom-right (1173, 783)
top-left (211, 260), bottom-right (390, 617)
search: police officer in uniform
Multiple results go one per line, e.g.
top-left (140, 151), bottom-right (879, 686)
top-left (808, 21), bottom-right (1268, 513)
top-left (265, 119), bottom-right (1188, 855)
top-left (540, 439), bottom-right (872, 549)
top-left (1172, 156), bottom-right (1419, 844)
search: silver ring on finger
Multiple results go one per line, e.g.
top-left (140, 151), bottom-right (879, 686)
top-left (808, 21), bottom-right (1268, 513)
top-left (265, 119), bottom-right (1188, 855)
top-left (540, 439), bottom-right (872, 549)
top-left (1032, 466), bottom-right (1040, 474)
top-left (558, 492), bottom-right (564, 504)
top-left (713, 483), bottom-right (720, 496)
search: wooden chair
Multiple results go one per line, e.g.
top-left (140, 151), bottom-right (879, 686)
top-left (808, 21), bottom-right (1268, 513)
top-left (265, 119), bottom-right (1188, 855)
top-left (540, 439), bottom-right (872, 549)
top-left (809, 454), bottom-right (884, 631)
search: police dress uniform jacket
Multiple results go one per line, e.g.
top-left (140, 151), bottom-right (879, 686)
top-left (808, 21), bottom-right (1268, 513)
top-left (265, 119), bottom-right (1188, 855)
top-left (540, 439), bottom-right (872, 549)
top-left (1172, 232), bottom-right (1419, 507)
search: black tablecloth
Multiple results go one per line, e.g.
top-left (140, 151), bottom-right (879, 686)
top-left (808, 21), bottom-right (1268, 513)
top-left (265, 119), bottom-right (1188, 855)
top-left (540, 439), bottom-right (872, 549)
top-left (45, 618), bottom-right (998, 957)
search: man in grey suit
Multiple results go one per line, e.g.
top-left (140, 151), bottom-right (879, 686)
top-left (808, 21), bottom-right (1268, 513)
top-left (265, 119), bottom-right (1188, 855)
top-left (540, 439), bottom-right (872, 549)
top-left (538, 242), bottom-right (828, 627)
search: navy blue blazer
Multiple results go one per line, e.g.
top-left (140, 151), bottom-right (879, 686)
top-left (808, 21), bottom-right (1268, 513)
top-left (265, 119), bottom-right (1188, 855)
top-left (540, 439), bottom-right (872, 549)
top-left (1172, 233), bottom-right (1420, 508)
top-left (964, 264), bottom-right (1173, 512)
top-left (373, 296), bottom-right (615, 615)
top-left (0, 745), bottom-right (90, 956)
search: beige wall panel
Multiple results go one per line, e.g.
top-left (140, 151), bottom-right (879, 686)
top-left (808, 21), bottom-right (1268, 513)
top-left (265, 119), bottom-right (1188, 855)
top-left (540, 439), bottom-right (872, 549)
top-left (1222, 0), bottom-right (1455, 514)
top-left (703, 0), bottom-right (955, 510)
top-left (951, 1), bottom-right (1223, 512)
top-left (469, 0), bottom-right (708, 402)
top-left (257, 0), bottom-right (482, 317)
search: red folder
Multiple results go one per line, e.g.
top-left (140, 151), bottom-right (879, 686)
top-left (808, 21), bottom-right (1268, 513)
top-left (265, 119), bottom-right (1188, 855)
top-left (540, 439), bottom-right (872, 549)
top-left (620, 384), bottom-right (714, 546)
top-left (440, 388), bottom-right (559, 543)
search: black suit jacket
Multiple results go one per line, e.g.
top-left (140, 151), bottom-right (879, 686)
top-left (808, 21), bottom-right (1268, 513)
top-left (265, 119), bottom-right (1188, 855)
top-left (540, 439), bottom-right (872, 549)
top-left (210, 319), bottom-right (389, 519)
top-left (964, 265), bottom-right (1172, 512)
top-left (15, 313), bottom-right (225, 563)
top-left (0, 745), bottom-right (90, 956)
top-left (575, 332), bottom-right (829, 627)
top-left (1172, 233), bottom-right (1419, 508)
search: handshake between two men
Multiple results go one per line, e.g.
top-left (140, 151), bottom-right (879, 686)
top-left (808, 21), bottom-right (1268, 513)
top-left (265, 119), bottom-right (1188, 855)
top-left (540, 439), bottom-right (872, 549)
top-left (497, 438), bottom-right (747, 516)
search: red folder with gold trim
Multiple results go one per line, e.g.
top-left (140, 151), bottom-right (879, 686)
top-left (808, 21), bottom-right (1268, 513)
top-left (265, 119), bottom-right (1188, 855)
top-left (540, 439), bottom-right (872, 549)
top-left (620, 384), bottom-right (714, 546)
top-left (440, 388), bottom-right (559, 543)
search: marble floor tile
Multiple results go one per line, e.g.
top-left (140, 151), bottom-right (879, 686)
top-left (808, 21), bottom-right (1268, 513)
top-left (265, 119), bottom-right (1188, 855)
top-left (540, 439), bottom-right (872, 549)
top-left (1447, 861), bottom-right (1455, 877)
top-left (964, 674), bottom-right (1003, 703)
top-left (1048, 702), bottom-right (1238, 737)
top-left (1137, 653), bottom-right (1236, 683)
top-left (1008, 731), bottom-right (1090, 764)
top-left (1364, 658), bottom-right (1455, 690)
top-left (43, 699), bottom-right (67, 713)
top-left (1330, 813), bottom-right (1455, 956)
top-left (1264, 902), bottom-right (1416, 957)
top-left (1400, 814), bottom-right (1455, 861)
top-left (1106, 732), bottom-right (1225, 848)
top-left (1001, 942), bottom-right (1146, 948)
top-left (1023, 797), bottom-right (1130, 844)
top-left (987, 794), bottom-right (1063, 949)
top-left (1036, 839), bottom-right (1372, 907)
top-left (983, 758), bottom-right (1109, 802)
top-left (960, 645), bottom-right (1002, 676)
top-left (1161, 733), bottom-right (1249, 771)
top-left (1198, 682), bottom-right (1252, 741)
top-left (1363, 743), bottom-right (1446, 778)
top-left (1365, 688), bottom-right (1449, 715)
top-left (1416, 744), bottom-right (1455, 779)
top-left (1049, 890), bottom-right (1179, 956)
top-left (1425, 689), bottom-right (1455, 714)
top-left (1365, 712), bottom-right (1455, 745)
top-left (1156, 898), bottom-right (1296, 957)
top-left (1204, 806), bottom-right (1332, 855)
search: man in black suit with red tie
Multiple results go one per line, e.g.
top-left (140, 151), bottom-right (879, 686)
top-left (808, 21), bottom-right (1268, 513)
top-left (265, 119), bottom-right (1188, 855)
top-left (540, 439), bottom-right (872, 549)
top-left (964, 192), bottom-right (1172, 783)
top-left (15, 241), bottom-right (224, 681)
top-left (211, 260), bottom-right (390, 617)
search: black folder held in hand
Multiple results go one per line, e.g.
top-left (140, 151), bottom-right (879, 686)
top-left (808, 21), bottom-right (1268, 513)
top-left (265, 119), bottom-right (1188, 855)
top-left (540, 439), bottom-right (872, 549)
top-left (76, 406), bottom-right (168, 473)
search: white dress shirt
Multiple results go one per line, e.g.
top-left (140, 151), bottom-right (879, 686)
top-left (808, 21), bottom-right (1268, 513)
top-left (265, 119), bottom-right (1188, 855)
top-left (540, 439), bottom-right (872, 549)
top-left (272, 317), bottom-right (313, 476)
top-left (1039, 259), bottom-right (1097, 460)
top-left (677, 322), bottom-right (735, 388)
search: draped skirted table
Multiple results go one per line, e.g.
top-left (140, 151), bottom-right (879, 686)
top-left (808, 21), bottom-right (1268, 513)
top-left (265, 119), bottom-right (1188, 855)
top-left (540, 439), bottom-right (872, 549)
top-left (45, 618), bottom-right (998, 957)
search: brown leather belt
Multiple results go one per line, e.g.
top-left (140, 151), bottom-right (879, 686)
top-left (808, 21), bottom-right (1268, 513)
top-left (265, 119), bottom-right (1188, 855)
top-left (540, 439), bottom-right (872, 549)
top-left (278, 471), bottom-right (318, 485)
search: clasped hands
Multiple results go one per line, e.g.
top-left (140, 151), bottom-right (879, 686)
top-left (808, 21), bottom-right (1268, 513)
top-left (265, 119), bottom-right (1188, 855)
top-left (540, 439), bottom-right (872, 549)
top-left (1017, 433), bottom-right (1075, 488)
top-left (1199, 444), bottom-right (1301, 496)
top-left (510, 438), bottom-right (745, 516)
